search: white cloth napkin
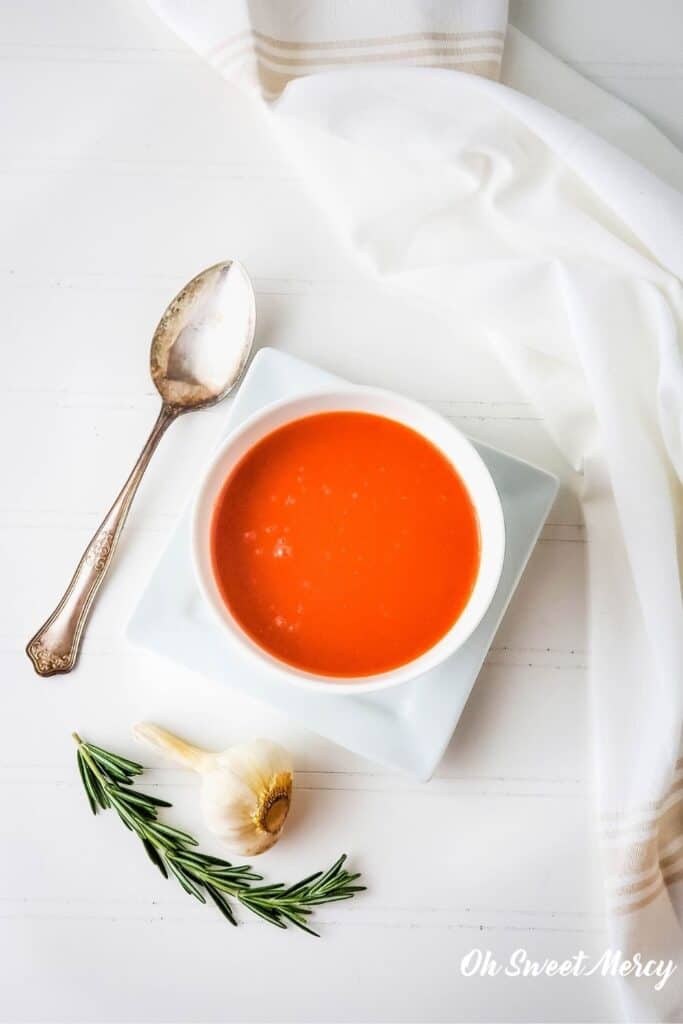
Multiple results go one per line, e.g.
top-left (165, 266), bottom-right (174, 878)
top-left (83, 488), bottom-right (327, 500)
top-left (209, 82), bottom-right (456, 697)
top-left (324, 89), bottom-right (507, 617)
top-left (149, 3), bottom-right (683, 1019)
top-left (155, 0), bottom-right (507, 99)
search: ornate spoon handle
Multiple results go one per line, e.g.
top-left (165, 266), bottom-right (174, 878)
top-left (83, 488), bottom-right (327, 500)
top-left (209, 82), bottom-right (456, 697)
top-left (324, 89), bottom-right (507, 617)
top-left (26, 404), bottom-right (178, 676)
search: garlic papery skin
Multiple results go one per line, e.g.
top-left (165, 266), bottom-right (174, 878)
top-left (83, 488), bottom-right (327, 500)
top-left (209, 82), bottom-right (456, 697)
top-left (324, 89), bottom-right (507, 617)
top-left (133, 723), bottom-right (293, 855)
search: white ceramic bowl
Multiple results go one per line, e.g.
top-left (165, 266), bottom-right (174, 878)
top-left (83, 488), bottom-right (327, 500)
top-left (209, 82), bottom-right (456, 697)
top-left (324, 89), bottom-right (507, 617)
top-left (192, 386), bottom-right (505, 694)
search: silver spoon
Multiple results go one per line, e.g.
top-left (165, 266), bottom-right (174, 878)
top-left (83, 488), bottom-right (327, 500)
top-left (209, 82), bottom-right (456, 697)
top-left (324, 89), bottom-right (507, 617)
top-left (26, 260), bottom-right (256, 677)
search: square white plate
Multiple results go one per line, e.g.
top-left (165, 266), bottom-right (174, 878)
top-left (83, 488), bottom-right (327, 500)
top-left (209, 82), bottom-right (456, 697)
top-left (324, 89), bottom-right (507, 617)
top-left (127, 348), bottom-right (558, 779)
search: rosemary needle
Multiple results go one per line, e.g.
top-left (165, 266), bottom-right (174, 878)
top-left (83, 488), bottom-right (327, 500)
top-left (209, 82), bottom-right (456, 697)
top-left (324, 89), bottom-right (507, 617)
top-left (73, 733), bottom-right (364, 935)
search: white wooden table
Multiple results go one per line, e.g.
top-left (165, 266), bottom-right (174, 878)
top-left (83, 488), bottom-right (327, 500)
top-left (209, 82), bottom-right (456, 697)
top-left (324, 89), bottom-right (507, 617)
top-left (2, 3), bottom-right (680, 1021)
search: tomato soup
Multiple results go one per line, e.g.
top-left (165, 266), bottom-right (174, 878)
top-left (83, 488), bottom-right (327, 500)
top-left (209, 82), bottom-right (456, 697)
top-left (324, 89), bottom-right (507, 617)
top-left (210, 411), bottom-right (480, 677)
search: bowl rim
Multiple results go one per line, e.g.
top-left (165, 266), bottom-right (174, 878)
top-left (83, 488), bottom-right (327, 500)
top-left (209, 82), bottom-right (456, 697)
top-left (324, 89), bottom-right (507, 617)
top-left (191, 384), bottom-right (506, 694)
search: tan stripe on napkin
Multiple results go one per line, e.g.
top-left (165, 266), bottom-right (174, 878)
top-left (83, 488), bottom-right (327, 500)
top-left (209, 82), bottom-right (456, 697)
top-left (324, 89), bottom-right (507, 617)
top-left (207, 27), bottom-right (505, 99)
top-left (602, 768), bottom-right (683, 915)
top-left (210, 28), bottom-right (506, 57)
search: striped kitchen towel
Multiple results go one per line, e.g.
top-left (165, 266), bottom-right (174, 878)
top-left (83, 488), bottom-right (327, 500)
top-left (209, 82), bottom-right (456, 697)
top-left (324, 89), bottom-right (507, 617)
top-left (151, 0), bottom-right (507, 100)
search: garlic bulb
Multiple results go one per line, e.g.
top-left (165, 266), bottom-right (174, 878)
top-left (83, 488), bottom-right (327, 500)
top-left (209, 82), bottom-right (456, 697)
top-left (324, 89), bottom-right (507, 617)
top-left (133, 723), bottom-right (293, 855)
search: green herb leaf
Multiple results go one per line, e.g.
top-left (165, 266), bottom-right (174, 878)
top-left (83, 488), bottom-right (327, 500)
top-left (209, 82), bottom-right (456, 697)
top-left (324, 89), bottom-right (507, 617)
top-left (205, 885), bottom-right (238, 926)
top-left (76, 752), bottom-right (98, 816)
top-left (142, 838), bottom-right (168, 878)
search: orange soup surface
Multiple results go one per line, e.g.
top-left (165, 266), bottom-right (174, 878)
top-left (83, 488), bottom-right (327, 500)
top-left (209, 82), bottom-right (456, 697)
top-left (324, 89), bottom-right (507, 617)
top-left (210, 411), bottom-right (480, 677)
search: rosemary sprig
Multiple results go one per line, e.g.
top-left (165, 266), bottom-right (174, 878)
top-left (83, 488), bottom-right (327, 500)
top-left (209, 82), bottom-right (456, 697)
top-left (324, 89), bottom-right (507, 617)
top-left (73, 733), bottom-right (364, 935)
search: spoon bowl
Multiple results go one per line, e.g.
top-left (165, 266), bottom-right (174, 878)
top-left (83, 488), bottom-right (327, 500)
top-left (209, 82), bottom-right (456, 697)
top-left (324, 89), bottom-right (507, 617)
top-left (26, 260), bottom-right (256, 676)
top-left (151, 261), bottom-right (255, 411)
